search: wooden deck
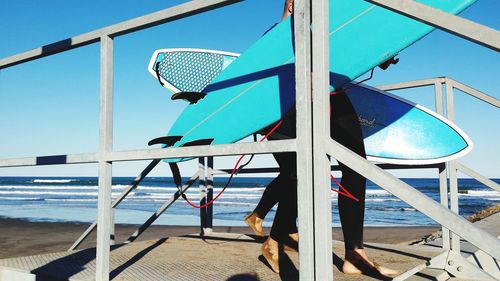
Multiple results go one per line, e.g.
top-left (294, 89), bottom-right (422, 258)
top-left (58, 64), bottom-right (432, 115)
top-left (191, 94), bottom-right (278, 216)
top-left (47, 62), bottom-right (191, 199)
top-left (0, 232), bottom-right (445, 281)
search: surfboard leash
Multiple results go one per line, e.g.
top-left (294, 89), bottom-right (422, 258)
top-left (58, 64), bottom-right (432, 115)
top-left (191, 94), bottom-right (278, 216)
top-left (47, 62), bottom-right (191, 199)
top-left (180, 120), bottom-right (284, 209)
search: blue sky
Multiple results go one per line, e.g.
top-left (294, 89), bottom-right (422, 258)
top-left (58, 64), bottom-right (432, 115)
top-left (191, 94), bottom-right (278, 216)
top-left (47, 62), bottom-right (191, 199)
top-left (0, 0), bottom-right (498, 178)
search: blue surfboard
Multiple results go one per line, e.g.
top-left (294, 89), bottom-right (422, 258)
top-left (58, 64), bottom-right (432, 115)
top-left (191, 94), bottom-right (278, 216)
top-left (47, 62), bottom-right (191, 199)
top-left (149, 49), bottom-right (473, 164)
top-left (149, 0), bottom-right (476, 163)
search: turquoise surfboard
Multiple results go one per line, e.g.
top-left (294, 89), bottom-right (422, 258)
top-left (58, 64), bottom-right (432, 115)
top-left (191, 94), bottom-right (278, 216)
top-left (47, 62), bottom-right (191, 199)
top-left (149, 0), bottom-right (476, 163)
top-left (149, 49), bottom-right (473, 164)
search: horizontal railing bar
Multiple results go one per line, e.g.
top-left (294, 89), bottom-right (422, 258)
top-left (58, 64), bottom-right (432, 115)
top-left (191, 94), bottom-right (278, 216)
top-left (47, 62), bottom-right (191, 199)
top-left (447, 78), bottom-right (500, 108)
top-left (0, 0), bottom-right (242, 69)
top-left (365, 0), bottom-right (500, 52)
top-left (455, 162), bottom-right (500, 193)
top-left (214, 163), bottom-right (443, 174)
top-left (106, 140), bottom-right (296, 162)
top-left (377, 78), bottom-right (440, 91)
top-left (0, 140), bottom-right (295, 168)
top-left (0, 153), bottom-right (98, 168)
top-left (325, 137), bottom-right (500, 260)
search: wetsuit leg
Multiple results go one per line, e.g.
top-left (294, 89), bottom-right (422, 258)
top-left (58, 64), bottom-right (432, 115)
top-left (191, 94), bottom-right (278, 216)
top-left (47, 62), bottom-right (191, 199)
top-left (269, 153), bottom-right (298, 243)
top-left (330, 92), bottom-right (367, 251)
top-left (253, 113), bottom-right (297, 219)
top-left (254, 175), bottom-right (281, 218)
top-left (253, 150), bottom-right (298, 218)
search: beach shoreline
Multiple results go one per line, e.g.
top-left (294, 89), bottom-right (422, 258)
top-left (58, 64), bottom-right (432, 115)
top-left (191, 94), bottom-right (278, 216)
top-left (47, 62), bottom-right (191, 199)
top-left (0, 217), bottom-right (439, 260)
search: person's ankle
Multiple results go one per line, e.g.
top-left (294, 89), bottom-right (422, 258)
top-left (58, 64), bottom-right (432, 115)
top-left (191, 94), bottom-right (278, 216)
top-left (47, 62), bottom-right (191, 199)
top-left (244, 212), bottom-right (263, 236)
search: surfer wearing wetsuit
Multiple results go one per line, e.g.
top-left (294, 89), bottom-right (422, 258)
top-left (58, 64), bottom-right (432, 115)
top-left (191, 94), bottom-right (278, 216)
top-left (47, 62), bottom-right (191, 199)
top-left (244, 0), bottom-right (399, 277)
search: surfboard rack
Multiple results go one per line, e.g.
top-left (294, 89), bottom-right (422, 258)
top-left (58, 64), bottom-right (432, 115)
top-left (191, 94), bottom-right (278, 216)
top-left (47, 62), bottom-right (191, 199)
top-left (148, 136), bottom-right (183, 146)
top-left (171, 92), bottom-right (207, 104)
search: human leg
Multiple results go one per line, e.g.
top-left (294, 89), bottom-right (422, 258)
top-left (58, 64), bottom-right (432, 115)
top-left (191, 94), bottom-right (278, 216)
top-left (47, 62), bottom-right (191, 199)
top-left (244, 176), bottom-right (282, 236)
top-left (331, 92), bottom-right (399, 277)
top-left (245, 151), bottom-right (296, 236)
top-left (262, 153), bottom-right (298, 273)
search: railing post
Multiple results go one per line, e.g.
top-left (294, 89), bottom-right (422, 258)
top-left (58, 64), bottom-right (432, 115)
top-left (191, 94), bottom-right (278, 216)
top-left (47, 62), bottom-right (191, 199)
top-left (96, 35), bottom-right (114, 281)
top-left (445, 79), bottom-right (461, 253)
top-left (206, 157), bottom-right (214, 233)
top-left (434, 79), bottom-right (451, 250)
top-left (311, 0), bottom-right (333, 279)
top-left (294, 0), bottom-right (315, 279)
top-left (199, 157), bottom-right (207, 235)
top-left (438, 164), bottom-right (451, 250)
top-left (295, 0), bottom-right (333, 279)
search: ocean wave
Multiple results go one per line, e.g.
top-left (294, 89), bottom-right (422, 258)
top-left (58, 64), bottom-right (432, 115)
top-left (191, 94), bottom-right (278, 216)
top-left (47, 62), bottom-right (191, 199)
top-left (0, 197), bottom-right (45, 201)
top-left (458, 190), bottom-right (500, 197)
top-left (371, 207), bottom-right (417, 212)
top-left (365, 198), bottom-right (400, 202)
top-left (44, 198), bottom-right (98, 202)
top-left (366, 190), bottom-right (390, 196)
top-left (0, 185), bottom-right (99, 190)
top-left (32, 179), bottom-right (76, 183)
top-left (0, 190), bottom-right (121, 196)
top-left (212, 201), bottom-right (257, 206)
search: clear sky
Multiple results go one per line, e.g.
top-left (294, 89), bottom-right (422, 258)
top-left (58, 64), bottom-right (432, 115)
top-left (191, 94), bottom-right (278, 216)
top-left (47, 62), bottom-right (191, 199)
top-left (0, 0), bottom-right (498, 178)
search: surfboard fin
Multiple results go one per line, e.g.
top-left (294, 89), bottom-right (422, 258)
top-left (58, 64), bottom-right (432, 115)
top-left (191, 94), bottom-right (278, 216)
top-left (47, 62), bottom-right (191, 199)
top-left (148, 136), bottom-right (182, 146)
top-left (180, 138), bottom-right (214, 147)
top-left (378, 55), bottom-right (399, 70)
top-left (171, 92), bottom-right (207, 104)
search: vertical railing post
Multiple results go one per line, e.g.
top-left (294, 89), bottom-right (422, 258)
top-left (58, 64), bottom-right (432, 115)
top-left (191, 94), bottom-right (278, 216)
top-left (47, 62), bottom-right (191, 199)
top-left (199, 157), bottom-right (207, 235)
top-left (311, 0), bottom-right (333, 279)
top-left (295, 0), bottom-right (332, 279)
top-left (294, 0), bottom-right (315, 279)
top-left (434, 79), bottom-right (451, 250)
top-left (206, 157), bottom-right (214, 234)
top-left (438, 164), bottom-right (450, 250)
top-left (445, 78), bottom-right (461, 253)
top-left (96, 35), bottom-right (114, 281)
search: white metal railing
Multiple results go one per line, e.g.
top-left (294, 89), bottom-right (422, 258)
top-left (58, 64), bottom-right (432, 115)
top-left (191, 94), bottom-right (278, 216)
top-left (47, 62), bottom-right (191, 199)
top-left (0, 0), bottom-right (499, 280)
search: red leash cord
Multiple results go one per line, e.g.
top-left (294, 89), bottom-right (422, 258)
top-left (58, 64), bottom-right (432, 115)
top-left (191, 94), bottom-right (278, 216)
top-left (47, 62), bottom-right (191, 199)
top-left (181, 120), bottom-right (284, 209)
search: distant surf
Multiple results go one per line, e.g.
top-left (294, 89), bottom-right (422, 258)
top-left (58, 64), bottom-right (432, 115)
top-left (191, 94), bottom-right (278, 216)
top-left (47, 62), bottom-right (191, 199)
top-left (0, 177), bottom-right (497, 226)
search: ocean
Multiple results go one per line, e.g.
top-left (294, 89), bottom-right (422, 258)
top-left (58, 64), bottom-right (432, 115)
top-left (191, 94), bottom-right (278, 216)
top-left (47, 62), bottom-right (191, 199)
top-left (0, 177), bottom-right (498, 227)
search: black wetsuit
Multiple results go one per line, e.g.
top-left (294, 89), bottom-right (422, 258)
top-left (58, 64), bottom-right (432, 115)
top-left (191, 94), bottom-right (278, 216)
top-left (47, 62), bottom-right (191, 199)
top-left (255, 91), bottom-right (367, 250)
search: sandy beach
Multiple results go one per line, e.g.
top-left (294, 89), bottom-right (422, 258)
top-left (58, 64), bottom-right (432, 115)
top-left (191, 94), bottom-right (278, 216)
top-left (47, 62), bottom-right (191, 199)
top-left (0, 217), bottom-right (438, 260)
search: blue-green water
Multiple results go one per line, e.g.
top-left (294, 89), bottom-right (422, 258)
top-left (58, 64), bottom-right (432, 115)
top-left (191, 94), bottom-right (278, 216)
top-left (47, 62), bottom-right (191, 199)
top-left (0, 177), bottom-right (498, 226)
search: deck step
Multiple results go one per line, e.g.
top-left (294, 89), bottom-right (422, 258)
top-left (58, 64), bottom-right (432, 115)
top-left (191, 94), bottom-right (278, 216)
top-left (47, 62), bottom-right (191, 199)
top-left (405, 268), bottom-right (450, 281)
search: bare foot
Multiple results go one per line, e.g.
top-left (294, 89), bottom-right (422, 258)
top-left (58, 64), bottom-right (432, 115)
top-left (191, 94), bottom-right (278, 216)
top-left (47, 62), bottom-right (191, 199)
top-left (343, 249), bottom-right (400, 278)
top-left (244, 212), bottom-right (263, 237)
top-left (262, 237), bottom-right (281, 273)
top-left (283, 233), bottom-right (299, 252)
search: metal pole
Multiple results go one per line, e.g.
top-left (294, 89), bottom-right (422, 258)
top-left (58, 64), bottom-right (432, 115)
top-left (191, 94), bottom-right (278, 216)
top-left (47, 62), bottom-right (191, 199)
top-left (365, 0), bottom-right (500, 52)
top-left (438, 164), bottom-right (450, 250)
top-left (96, 35), bottom-right (114, 281)
top-left (311, 0), bottom-right (333, 279)
top-left (434, 80), bottom-right (450, 250)
top-left (293, 0), bottom-right (315, 279)
top-left (445, 79), bottom-right (461, 253)
top-left (206, 157), bottom-right (214, 233)
top-left (199, 157), bottom-right (207, 235)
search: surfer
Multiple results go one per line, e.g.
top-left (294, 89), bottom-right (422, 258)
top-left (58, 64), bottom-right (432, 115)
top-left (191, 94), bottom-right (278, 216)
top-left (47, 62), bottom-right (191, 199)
top-left (244, 0), bottom-right (399, 277)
